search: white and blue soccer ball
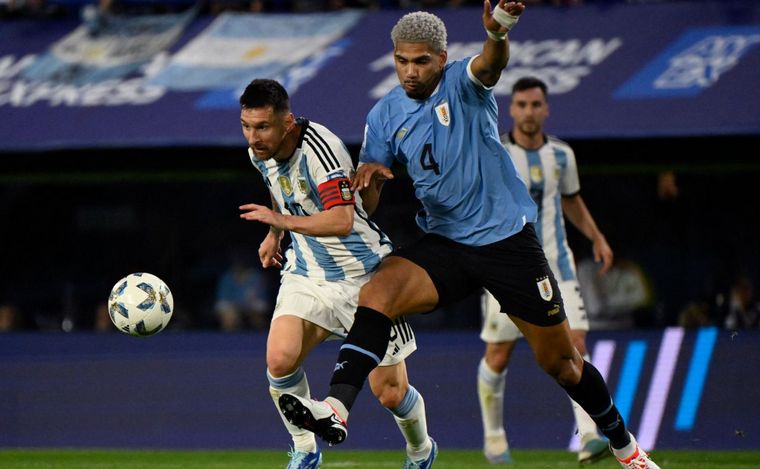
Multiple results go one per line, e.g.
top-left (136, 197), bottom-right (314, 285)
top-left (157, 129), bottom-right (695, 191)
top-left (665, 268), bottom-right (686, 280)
top-left (108, 272), bottom-right (174, 336)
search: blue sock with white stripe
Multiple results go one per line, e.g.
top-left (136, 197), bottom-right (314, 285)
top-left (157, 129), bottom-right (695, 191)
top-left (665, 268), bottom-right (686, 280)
top-left (329, 306), bottom-right (392, 411)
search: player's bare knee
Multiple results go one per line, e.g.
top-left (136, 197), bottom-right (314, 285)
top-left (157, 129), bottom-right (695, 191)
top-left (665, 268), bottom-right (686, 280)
top-left (571, 337), bottom-right (587, 356)
top-left (373, 383), bottom-right (404, 409)
top-left (485, 345), bottom-right (511, 372)
top-left (537, 354), bottom-right (581, 386)
top-left (266, 348), bottom-right (299, 378)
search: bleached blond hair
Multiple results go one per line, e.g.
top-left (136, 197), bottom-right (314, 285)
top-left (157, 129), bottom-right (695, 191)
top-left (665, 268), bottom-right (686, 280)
top-left (390, 11), bottom-right (447, 53)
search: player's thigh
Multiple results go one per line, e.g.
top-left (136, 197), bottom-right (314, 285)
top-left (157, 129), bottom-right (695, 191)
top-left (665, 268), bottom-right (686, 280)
top-left (368, 234), bottom-right (478, 315)
top-left (268, 274), bottom-right (345, 372)
top-left (267, 315), bottom-right (329, 374)
top-left (476, 225), bottom-right (566, 327)
top-left (359, 256), bottom-right (439, 316)
top-left (480, 288), bottom-right (523, 343)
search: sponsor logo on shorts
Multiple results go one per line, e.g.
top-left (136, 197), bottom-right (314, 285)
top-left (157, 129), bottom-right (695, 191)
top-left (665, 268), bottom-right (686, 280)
top-left (547, 304), bottom-right (561, 316)
top-left (536, 276), bottom-right (553, 301)
top-left (334, 361), bottom-right (348, 371)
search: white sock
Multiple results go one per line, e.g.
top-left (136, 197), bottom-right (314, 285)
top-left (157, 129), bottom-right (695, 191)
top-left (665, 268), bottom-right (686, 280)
top-left (389, 386), bottom-right (432, 461)
top-left (612, 433), bottom-right (638, 460)
top-left (477, 357), bottom-right (508, 441)
top-left (572, 354), bottom-right (602, 445)
top-left (268, 367), bottom-right (317, 453)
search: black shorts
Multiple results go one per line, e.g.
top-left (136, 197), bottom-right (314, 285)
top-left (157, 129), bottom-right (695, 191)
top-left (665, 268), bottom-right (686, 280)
top-left (390, 223), bottom-right (566, 327)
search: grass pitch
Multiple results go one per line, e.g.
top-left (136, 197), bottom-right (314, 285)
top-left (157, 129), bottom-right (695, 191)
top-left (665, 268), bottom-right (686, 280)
top-left (1, 449), bottom-right (759, 468)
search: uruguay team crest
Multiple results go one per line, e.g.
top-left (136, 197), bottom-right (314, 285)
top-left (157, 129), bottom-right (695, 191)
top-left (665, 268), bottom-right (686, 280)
top-left (435, 102), bottom-right (450, 126)
top-left (278, 176), bottom-right (293, 196)
top-left (536, 276), bottom-right (553, 301)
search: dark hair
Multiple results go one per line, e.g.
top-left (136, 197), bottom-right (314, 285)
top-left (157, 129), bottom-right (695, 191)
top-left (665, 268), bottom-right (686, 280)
top-left (239, 79), bottom-right (290, 113)
top-left (511, 76), bottom-right (548, 99)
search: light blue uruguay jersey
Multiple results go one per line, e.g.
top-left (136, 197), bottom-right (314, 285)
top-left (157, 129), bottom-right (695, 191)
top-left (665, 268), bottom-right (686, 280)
top-left (250, 118), bottom-right (392, 281)
top-left (359, 57), bottom-right (536, 246)
top-left (502, 133), bottom-right (580, 282)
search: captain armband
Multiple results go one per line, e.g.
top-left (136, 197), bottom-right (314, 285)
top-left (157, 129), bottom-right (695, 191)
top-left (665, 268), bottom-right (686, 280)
top-left (318, 177), bottom-right (354, 210)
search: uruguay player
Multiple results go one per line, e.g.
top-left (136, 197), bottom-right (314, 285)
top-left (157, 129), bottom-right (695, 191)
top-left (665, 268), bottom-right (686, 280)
top-left (478, 76), bottom-right (614, 465)
top-left (279, 5), bottom-right (659, 468)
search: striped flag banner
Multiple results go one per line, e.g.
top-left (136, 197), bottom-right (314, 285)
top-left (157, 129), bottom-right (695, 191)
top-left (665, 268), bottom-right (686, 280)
top-left (21, 8), bottom-right (196, 85)
top-left (148, 10), bottom-right (364, 91)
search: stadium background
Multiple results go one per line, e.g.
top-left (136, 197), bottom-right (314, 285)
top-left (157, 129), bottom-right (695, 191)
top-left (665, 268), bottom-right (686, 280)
top-left (1, 0), bottom-right (759, 453)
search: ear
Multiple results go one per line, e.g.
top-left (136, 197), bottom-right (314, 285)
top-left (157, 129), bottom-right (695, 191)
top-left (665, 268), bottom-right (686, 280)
top-left (284, 112), bottom-right (296, 132)
top-left (439, 50), bottom-right (448, 66)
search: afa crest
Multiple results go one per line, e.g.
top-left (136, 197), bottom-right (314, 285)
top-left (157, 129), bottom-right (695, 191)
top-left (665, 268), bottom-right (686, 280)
top-left (339, 180), bottom-right (352, 201)
top-left (530, 165), bottom-right (543, 184)
top-left (297, 177), bottom-right (309, 194)
top-left (278, 176), bottom-right (293, 196)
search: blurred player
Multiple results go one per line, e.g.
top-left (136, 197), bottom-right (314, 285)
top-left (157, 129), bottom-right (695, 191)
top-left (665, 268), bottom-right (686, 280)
top-left (238, 79), bottom-right (436, 469)
top-left (478, 76), bottom-right (613, 465)
top-left (278, 6), bottom-right (659, 469)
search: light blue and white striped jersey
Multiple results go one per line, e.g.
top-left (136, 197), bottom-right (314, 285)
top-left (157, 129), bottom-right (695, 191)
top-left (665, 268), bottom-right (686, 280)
top-left (250, 118), bottom-right (392, 281)
top-left (502, 133), bottom-right (580, 282)
top-left (359, 57), bottom-right (536, 246)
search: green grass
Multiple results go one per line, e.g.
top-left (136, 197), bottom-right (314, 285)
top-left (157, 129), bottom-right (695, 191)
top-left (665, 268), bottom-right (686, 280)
top-left (1, 449), bottom-right (759, 468)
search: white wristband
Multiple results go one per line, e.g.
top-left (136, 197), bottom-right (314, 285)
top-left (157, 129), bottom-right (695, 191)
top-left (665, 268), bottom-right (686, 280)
top-left (492, 5), bottom-right (519, 31)
top-left (486, 29), bottom-right (507, 41)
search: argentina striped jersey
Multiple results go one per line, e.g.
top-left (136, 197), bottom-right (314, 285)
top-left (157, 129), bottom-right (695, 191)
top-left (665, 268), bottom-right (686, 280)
top-left (502, 133), bottom-right (580, 282)
top-left (250, 118), bottom-right (392, 280)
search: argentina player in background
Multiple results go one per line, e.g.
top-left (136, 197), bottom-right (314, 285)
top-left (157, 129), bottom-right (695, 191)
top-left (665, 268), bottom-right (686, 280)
top-left (278, 4), bottom-right (659, 468)
top-left (478, 76), bottom-right (614, 465)
top-left (238, 79), bottom-right (435, 469)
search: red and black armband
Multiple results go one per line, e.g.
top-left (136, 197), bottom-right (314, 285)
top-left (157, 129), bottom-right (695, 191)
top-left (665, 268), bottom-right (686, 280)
top-left (318, 177), bottom-right (354, 210)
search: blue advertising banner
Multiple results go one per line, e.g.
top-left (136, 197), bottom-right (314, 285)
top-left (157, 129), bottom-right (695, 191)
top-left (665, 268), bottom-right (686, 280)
top-left (0, 1), bottom-right (758, 151)
top-left (0, 328), bottom-right (758, 450)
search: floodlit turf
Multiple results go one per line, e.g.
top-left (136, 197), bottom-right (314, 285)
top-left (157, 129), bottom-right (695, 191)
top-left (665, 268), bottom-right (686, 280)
top-left (1, 449), bottom-right (759, 468)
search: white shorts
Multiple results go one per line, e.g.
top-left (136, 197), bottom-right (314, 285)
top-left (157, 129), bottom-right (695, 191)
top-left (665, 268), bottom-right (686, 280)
top-left (480, 280), bottom-right (588, 343)
top-left (273, 271), bottom-right (416, 366)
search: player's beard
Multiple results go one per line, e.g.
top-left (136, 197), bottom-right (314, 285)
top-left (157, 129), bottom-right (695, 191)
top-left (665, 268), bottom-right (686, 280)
top-left (518, 120), bottom-right (541, 137)
top-left (404, 83), bottom-right (428, 100)
top-left (251, 128), bottom-right (289, 161)
top-left (250, 145), bottom-right (274, 160)
top-left (403, 75), bottom-right (439, 100)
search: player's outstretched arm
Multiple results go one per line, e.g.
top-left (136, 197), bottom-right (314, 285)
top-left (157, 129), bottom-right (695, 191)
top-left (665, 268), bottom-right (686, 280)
top-left (472, 0), bottom-right (524, 87)
top-left (561, 194), bottom-right (614, 274)
top-left (240, 202), bottom-right (355, 238)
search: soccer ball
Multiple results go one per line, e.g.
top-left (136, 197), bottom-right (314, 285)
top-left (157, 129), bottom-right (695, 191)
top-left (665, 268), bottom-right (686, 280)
top-left (108, 272), bottom-right (174, 336)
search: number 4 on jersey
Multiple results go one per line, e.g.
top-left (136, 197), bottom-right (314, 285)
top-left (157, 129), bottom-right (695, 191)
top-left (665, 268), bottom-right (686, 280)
top-left (419, 143), bottom-right (440, 175)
